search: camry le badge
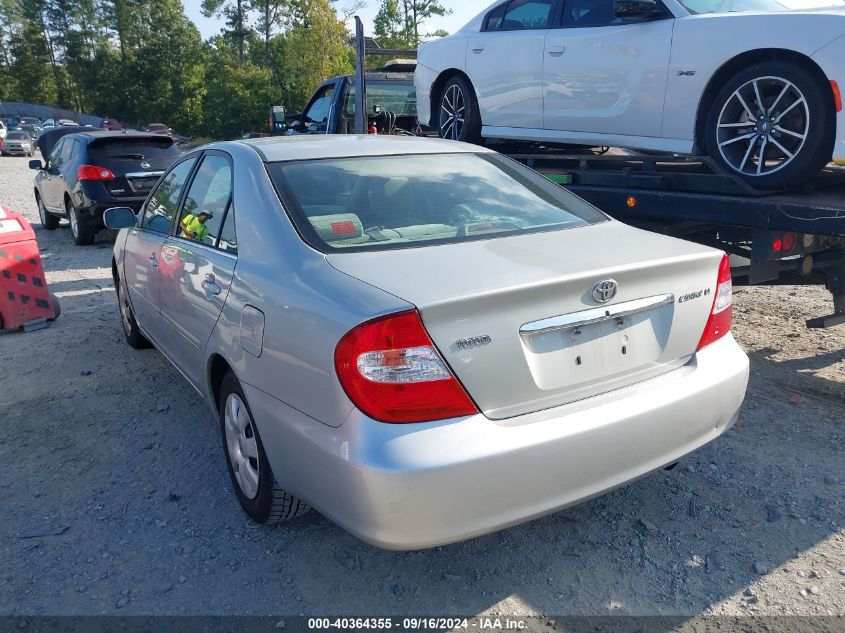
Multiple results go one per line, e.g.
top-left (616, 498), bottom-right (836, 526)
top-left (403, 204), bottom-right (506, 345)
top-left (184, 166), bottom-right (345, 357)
top-left (592, 279), bottom-right (618, 303)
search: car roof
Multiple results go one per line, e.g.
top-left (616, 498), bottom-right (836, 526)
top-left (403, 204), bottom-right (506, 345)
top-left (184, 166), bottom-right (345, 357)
top-left (234, 135), bottom-right (492, 162)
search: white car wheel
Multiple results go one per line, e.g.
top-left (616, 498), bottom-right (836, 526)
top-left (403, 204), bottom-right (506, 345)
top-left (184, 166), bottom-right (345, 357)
top-left (437, 76), bottom-right (481, 144)
top-left (705, 61), bottom-right (834, 189)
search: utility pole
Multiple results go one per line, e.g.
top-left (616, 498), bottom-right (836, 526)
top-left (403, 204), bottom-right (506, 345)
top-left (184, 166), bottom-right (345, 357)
top-left (354, 16), bottom-right (366, 135)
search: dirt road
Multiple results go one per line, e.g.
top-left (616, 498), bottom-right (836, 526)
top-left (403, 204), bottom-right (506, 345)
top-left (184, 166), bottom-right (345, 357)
top-left (0, 155), bottom-right (843, 618)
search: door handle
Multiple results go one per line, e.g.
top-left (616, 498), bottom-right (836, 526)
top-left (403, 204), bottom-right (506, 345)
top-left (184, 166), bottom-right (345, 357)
top-left (149, 253), bottom-right (158, 269)
top-left (548, 45), bottom-right (566, 56)
top-left (471, 42), bottom-right (485, 54)
top-left (201, 274), bottom-right (223, 298)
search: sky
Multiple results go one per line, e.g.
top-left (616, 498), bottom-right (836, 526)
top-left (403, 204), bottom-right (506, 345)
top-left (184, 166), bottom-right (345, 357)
top-left (181, 0), bottom-right (492, 42)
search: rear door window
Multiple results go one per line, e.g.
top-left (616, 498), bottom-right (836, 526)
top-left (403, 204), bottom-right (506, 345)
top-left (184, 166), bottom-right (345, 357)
top-left (218, 207), bottom-right (237, 254)
top-left (48, 139), bottom-right (65, 168)
top-left (141, 158), bottom-right (197, 234)
top-left (177, 154), bottom-right (232, 247)
top-left (60, 138), bottom-right (75, 164)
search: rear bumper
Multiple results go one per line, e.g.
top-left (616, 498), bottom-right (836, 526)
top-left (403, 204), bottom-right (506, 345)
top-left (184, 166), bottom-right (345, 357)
top-left (247, 334), bottom-right (749, 550)
top-left (74, 185), bottom-right (146, 224)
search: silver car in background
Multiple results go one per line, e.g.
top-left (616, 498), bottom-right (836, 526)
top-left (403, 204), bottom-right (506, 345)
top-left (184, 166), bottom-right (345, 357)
top-left (106, 136), bottom-right (749, 550)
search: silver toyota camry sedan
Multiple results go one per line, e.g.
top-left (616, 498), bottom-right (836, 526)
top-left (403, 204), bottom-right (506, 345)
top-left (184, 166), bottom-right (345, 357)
top-left (105, 135), bottom-right (749, 550)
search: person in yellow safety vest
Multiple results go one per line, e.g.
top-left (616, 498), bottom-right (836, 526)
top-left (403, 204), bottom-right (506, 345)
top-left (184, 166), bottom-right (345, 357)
top-left (180, 210), bottom-right (214, 242)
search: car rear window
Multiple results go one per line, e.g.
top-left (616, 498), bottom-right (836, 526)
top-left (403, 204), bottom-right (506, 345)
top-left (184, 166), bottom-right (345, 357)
top-left (6, 132), bottom-right (28, 140)
top-left (88, 138), bottom-right (180, 162)
top-left (268, 153), bottom-right (607, 252)
top-left (344, 82), bottom-right (417, 116)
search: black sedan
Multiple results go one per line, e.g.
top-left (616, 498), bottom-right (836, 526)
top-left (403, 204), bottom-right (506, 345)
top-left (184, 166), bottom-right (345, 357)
top-left (31, 129), bottom-right (181, 245)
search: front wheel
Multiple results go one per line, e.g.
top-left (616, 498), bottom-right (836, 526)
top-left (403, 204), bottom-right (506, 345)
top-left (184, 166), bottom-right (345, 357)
top-left (438, 76), bottom-right (482, 144)
top-left (704, 61), bottom-right (834, 190)
top-left (219, 371), bottom-right (310, 525)
top-left (67, 201), bottom-right (95, 245)
top-left (37, 195), bottom-right (59, 230)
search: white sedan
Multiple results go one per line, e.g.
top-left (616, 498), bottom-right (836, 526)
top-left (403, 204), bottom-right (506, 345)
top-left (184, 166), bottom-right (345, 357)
top-left (415, 0), bottom-right (845, 188)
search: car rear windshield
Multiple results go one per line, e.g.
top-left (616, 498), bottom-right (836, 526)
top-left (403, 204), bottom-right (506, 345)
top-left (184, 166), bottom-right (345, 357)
top-left (268, 153), bottom-right (607, 252)
top-left (344, 82), bottom-right (416, 116)
top-left (6, 132), bottom-right (28, 140)
top-left (88, 138), bottom-right (179, 162)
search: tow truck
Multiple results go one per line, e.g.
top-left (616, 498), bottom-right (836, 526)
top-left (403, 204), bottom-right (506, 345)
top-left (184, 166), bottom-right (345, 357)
top-left (286, 19), bottom-right (845, 328)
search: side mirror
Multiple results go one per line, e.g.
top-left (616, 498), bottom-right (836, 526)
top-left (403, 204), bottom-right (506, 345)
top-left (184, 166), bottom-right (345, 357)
top-left (29, 159), bottom-right (43, 171)
top-left (270, 105), bottom-right (287, 133)
top-left (103, 207), bottom-right (137, 229)
top-left (613, 0), bottom-right (659, 18)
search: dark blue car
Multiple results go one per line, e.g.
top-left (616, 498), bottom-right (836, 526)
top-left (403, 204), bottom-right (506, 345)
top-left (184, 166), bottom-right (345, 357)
top-left (31, 129), bottom-right (181, 245)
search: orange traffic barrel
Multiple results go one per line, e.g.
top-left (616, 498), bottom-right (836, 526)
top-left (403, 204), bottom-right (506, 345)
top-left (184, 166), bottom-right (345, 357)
top-left (0, 205), bottom-right (59, 331)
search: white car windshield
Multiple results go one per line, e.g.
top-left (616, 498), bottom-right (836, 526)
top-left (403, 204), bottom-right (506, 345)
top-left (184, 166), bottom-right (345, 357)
top-left (270, 153), bottom-right (607, 252)
top-left (678, 0), bottom-right (788, 12)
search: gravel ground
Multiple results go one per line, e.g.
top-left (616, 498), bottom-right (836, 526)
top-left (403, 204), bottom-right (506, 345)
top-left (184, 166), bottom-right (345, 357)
top-left (0, 155), bottom-right (843, 618)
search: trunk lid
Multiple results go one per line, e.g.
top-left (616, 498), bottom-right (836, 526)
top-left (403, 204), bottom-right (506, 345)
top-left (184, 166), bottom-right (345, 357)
top-left (328, 222), bottom-right (723, 420)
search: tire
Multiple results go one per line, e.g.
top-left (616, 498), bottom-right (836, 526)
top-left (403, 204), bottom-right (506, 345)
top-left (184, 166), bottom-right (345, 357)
top-left (437, 75), bottom-right (482, 144)
top-left (116, 273), bottom-right (151, 349)
top-left (218, 371), bottom-right (310, 525)
top-left (36, 194), bottom-right (59, 230)
top-left (704, 61), bottom-right (834, 190)
top-left (67, 200), bottom-right (95, 245)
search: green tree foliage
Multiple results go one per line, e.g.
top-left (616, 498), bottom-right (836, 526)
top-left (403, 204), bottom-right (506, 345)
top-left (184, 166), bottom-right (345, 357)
top-left (0, 0), bottom-right (426, 138)
top-left (202, 0), bottom-right (249, 63)
top-left (373, 0), bottom-right (450, 49)
top-left (373, 0), bottom-right (408, 49)
top-left (279, 0), bottom-right (352, 110)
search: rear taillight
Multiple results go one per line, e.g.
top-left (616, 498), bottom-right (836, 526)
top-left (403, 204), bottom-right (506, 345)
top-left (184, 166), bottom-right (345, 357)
top-left (697, 254), bottom-right (732, 351)
top-left (77, 165), bottom-right (115, 181)
top-left (335, 310), bottom-right (479, 423)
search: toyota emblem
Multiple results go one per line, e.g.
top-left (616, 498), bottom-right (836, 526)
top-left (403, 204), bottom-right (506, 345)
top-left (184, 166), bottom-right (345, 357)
top-left (140, 162), bottom-right (151, 169)
top-left (592, 279), bottom-right (618, 303)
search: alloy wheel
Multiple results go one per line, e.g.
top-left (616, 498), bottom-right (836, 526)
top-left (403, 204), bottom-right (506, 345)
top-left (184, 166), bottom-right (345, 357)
top-left (716, 76), bottom-right (810, 177)
top-left (68, 204), bottom-right (79, 239)
top-left (439, 84), bottom-right (466, 141)
top-left (37, 199), bottom-right (47, 226)
top-left (224, 393), bottom-right (261, 500)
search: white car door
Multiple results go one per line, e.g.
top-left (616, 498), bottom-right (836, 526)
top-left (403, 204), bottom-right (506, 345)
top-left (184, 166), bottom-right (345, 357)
top-left (466, 0), bottom-right (558, 129)
top-left (543, 0), bottom-right (674, 138)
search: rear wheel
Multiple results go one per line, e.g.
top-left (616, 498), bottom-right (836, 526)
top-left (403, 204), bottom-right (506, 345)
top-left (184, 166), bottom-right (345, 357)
top-left (37, 195), bottom-right (59, 230)
top-left (117, 274), bottom-right (150, 349)
top-left (438, 75), bottom-right (482, 144)
top-left (67, 200), bottom-right (95, 245)
top-left (704, 61), bottom-right (834, 189)
top-left (219, 371), bottom-right (310, 525)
